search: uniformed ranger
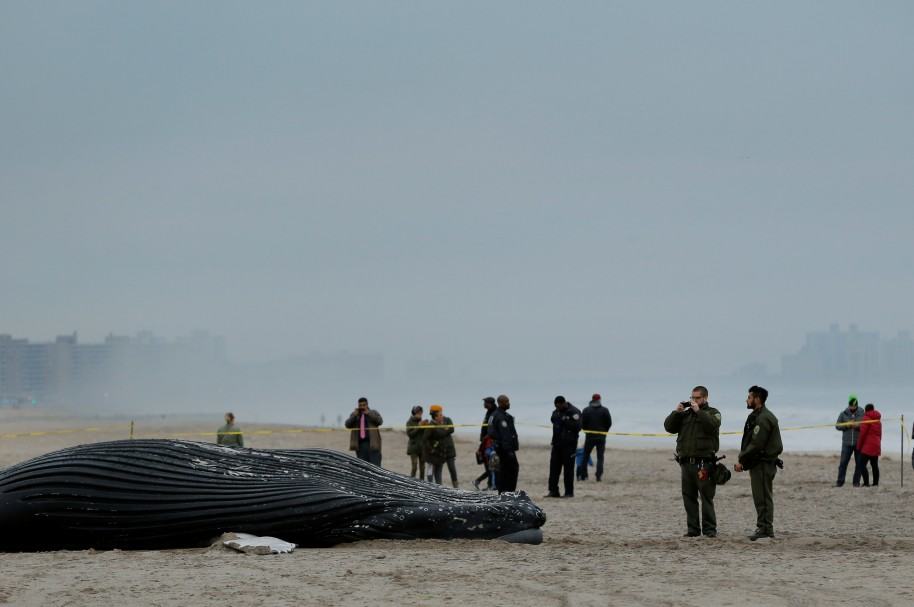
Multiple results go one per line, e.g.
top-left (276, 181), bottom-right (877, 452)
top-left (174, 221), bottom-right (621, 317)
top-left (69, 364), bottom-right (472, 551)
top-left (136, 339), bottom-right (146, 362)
top-left (663, 385), bottom-right (721, 537)
top-left (546, 396), bottom-right (582, 498)
top-left (734, 385), bottom-right (783, 541)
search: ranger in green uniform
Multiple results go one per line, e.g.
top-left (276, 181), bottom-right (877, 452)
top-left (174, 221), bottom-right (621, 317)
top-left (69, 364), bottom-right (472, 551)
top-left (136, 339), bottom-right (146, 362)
top-left (663, 385), bottom-right (721, 538)
top-left (735, 385), bottom-right (783, 541)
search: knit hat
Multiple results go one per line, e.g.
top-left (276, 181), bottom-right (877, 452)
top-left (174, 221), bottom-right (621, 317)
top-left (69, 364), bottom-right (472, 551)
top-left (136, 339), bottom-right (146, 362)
top-left (429, 404), bottom-right (443, 413)
top-left (591, 393), bottom-right (601, 401)
top-left (848, 394), bottom-right (858, 406)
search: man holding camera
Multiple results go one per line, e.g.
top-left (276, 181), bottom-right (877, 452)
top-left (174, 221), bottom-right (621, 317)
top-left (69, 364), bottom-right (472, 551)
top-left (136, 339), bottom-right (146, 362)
top-left (345, 397), bottom-right (384, 466)
top-left (663, 386), bottom-right (721, 538)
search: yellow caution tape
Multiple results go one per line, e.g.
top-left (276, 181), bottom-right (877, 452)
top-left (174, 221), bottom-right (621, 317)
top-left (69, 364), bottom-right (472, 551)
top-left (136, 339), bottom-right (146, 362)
top-left (0, 423), bottom-right (130, 440)
top-left (0, 418), bottom-right (906, 441)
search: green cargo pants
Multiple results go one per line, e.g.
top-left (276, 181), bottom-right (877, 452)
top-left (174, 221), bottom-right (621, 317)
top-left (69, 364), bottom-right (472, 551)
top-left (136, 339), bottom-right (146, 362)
top-left (680, 462), bottom-right (716, 536)
top-left (749, 461), bottom-right (777, 536)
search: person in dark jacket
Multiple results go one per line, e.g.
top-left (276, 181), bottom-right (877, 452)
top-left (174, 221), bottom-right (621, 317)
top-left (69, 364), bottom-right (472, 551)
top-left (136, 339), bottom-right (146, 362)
top-left (856, 403), bottom-right (882, 487)
top-left (734, 385), bottom-right (783, 541)
top-left (546, 396), bottom-right (582, 498)
top-left (474, 397), bottom-right (498, 490)
top-left (580, 393), bottom-right (612, 482)
top-left (487, 394), bottom-right (519, 493)
top-left (405, 405), bottom-right (425, 479)
top-left (345, 397), bottom-right (383, 466)
top-left (835, 395), bottom-right (868, 487)
top-left (426, 404), bottom-right (458, 487)
top-left (663, 386), bottom-right (721, 538)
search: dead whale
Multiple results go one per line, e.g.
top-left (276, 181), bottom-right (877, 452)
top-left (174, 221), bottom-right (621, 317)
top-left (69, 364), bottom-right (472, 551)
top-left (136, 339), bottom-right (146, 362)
top-left (0, 439), bottom-right (545, 551)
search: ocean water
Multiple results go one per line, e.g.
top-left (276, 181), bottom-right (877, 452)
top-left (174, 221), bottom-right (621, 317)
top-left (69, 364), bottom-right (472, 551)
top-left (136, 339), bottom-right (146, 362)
top-left (264, 380), bottom-right (914, 454)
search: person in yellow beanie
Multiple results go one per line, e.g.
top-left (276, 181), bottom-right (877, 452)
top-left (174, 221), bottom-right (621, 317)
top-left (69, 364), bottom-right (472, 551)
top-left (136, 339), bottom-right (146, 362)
top-left (426, 404), bottom-right (458, 488)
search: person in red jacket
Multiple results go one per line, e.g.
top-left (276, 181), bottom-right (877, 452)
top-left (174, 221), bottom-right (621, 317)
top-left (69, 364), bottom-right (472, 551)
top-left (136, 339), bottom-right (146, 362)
top-left (856, 403), bottom-right (882, 487)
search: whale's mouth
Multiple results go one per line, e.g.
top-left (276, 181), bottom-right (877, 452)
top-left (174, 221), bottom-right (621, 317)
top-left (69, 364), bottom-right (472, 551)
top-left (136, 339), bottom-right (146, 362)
top-left (497, 529), bottom-right (543, 544)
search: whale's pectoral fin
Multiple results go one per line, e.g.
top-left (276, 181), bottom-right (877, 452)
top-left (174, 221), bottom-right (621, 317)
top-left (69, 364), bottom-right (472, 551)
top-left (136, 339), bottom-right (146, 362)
top-left (223, 533), bottom-right (296, 554)
top-left (497, 529), bottom-right (543, 545)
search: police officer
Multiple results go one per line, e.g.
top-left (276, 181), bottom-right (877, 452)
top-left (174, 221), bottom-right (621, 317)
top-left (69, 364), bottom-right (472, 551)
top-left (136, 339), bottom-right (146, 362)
top-left (734, 385), bottom-right (783, 541)
top-left (546, 396), bottom-right (582, 498)
top-left (488, 394), bottom-right (519, 493)
top-left (663, 385), bottom-right (721, 538)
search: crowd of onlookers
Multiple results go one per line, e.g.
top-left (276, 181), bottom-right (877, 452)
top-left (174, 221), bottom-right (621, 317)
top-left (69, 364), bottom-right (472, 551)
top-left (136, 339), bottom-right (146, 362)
top-left (215, 393), bottom-right (914, 493)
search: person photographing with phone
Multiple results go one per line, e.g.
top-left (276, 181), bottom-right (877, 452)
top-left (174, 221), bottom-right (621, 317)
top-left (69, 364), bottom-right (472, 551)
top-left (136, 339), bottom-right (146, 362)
top-left (664, 386), bottom-right (721, 538)
top-left (345, 397), bottom-right (383, 466)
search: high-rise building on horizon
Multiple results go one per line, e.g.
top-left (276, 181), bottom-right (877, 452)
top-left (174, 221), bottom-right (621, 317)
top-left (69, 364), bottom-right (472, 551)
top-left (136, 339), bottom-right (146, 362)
top-left (781, 323), bottom-right (914, 384)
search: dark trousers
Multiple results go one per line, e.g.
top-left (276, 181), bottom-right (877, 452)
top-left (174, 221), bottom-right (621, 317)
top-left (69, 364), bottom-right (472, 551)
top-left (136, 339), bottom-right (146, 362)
top-left (680, 462), bottom-right (716, 535)
top-left (446, 457), bottom-right (458, 486)
top-left (851, 448), bottom-right (871, 486)
top-left (749, 462), bottom-right (777, 536)
top-left (429, 458), bottom-right (457, 486)
top-left (356, 441), bottom-right (382, 467)
top-left (861, 454), bottom-right (879, 486)
top-left (475, 461), bottom-right (492, 487)
top-left (837, 445), bottom-right (868, 486)
top-left (496, 450), bottom-right (519, 493)
top-left (548, 443), bottom-right (576, 496)
top-left (409, 454), bottom-right (424, 478)
top-left (582, 436), bottom-right (606, 480)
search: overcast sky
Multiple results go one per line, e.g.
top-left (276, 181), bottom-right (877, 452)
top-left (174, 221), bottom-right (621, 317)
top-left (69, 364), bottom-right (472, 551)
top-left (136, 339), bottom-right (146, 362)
top-left (2, 1), bottom-right (913, 382)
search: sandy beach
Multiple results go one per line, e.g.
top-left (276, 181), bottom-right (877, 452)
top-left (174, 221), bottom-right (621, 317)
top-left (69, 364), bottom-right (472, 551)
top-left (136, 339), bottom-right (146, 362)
top-left (1, 408), bottom-right (912, 607)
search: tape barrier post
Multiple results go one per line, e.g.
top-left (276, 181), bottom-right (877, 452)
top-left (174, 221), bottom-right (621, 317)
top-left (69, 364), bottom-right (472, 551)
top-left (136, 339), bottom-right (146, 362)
top-left (901, 414), bottom-right (904, 488)
top-left (130, 420), bottom-right (134, 440)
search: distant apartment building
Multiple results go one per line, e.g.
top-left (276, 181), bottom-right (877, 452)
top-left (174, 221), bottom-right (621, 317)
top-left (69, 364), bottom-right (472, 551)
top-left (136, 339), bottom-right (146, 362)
top-left (0, 332), bottom-right (227, 406)
top-left (781, 324), bottom-right (914, 383)
top-left (1, 332), bottom-right (386, 408)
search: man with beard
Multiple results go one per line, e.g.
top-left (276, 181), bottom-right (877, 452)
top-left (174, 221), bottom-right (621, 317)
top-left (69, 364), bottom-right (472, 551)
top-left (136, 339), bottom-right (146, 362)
top-left (735, 385), bottom-right (783, 541)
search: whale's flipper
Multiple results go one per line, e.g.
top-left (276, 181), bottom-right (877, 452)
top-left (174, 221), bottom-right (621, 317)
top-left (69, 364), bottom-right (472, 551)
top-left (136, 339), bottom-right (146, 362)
top-left (497, 529), bottom-right (543, 544)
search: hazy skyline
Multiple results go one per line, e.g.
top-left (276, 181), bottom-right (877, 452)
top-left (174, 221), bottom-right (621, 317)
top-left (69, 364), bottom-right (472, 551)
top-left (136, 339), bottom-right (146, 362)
top-left (3, 2), bottom-right (913, 384)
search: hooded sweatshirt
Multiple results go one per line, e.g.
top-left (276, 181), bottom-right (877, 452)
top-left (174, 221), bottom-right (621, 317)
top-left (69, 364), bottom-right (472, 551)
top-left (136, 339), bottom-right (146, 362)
top-left (857, 409), bottom-right (882, 457)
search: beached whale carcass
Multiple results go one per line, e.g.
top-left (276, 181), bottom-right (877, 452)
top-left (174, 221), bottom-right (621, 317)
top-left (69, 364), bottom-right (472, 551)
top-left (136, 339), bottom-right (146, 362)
top-left (0, 439), bottom-right (545, 551)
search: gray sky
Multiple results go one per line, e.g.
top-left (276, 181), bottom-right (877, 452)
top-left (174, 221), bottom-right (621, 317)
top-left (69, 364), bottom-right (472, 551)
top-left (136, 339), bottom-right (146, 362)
top-left (2, 1), bottom-right (913, 381)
